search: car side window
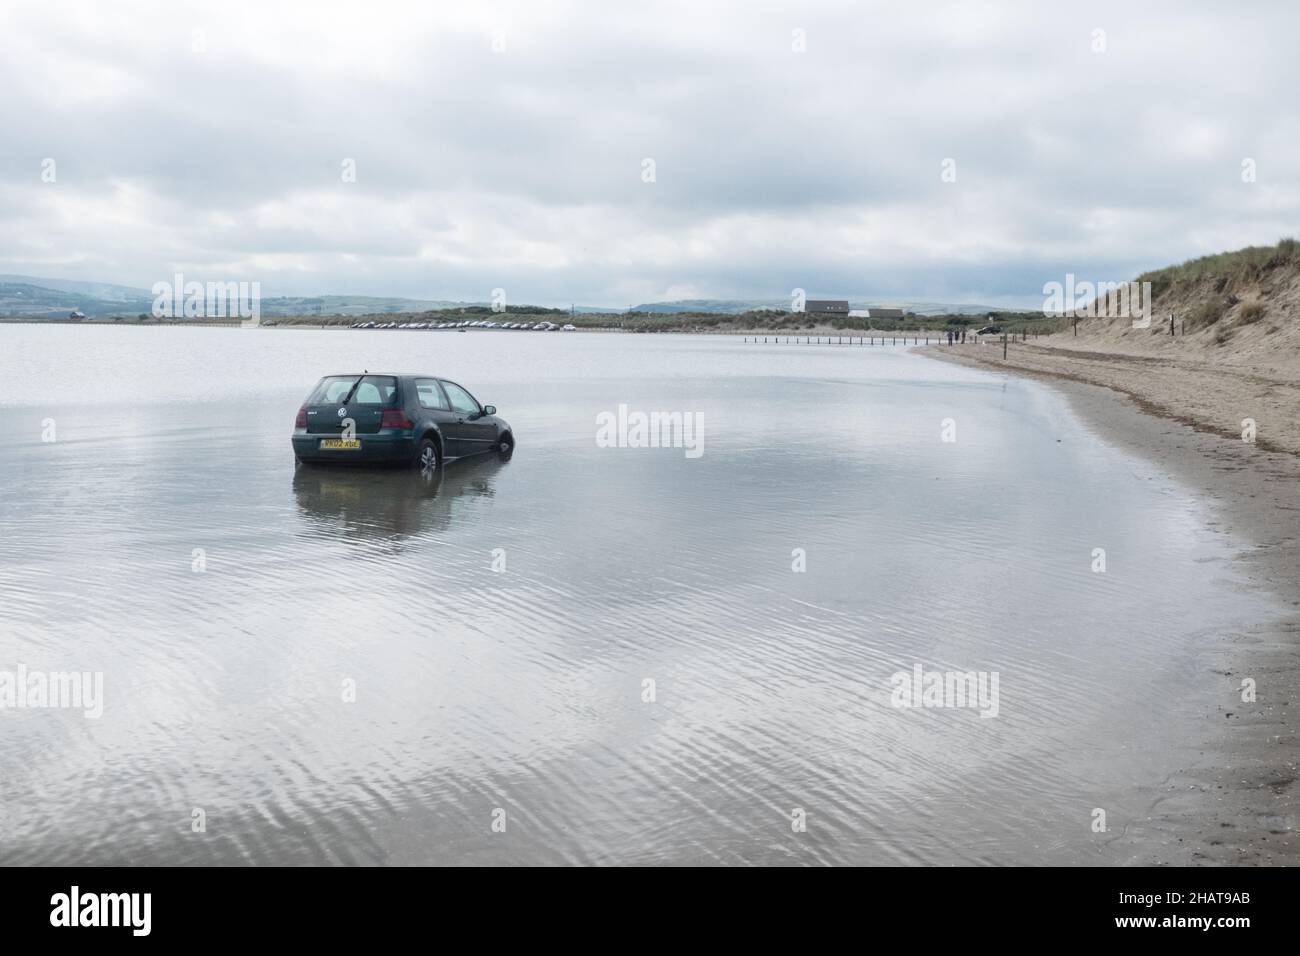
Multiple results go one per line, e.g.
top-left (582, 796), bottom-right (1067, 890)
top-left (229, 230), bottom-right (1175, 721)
top-left (441, 381), bottom-right (480, 415)
top-left (415, 379), bottom-right (449, 411)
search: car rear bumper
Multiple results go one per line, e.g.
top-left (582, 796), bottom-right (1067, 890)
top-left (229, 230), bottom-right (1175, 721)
top-left (292, 433), bottom-right (415, 462)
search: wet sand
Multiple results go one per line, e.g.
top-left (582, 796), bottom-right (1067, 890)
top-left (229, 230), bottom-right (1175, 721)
top-left (927, 344), bottom-right (1300, 864)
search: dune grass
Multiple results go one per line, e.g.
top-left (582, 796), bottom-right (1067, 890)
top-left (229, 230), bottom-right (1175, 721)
top-left (1139, 238), bottom-right (1300, 300)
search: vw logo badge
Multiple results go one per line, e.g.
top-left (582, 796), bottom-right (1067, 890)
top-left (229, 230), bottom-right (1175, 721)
top-left (337, 407), bottom-right (347, 417)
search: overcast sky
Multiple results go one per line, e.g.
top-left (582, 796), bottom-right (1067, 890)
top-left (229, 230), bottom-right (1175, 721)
top-left (1, 0), bottom-right (1297, 307)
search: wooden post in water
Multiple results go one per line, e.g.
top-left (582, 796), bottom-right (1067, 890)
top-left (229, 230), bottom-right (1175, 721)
top-left (1003, 333), bottom-right (1007, 359)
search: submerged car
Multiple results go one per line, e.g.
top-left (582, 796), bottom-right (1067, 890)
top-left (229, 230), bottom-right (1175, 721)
top-left (292, 373), bottom-right (513, 468)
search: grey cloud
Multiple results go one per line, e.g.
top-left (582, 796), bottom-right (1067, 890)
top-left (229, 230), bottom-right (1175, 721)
top-left (1, 0), bottom-right (1297, 305)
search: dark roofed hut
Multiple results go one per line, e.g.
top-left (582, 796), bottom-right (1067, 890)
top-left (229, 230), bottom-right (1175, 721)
top-left (805, 300), bottom-right (849, 317)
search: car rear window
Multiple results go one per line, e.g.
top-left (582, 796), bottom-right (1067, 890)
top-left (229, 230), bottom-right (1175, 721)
top-left (308, 375), bottom-right (399, 406)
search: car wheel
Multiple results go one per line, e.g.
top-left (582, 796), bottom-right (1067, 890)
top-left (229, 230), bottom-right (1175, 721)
top-left (416, 436), bottom-right (441, 472)
top-left (497, 431), bottom-right (514, 458)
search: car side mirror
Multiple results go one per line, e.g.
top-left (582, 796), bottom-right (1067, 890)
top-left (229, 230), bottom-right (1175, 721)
top-left (482, 405), bottom-right (496, 416)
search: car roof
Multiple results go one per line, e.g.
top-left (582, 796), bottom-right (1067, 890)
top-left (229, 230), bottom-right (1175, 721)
top-left (320, 372), bottom-right (448, 380)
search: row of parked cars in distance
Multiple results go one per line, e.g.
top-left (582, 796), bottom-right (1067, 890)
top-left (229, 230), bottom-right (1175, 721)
top-left (350, 319), bottom-right (578, 331)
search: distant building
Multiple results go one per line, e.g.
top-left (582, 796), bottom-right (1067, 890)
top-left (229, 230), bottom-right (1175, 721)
top-left (868, 308), bottom-right (904, 320)
top-left (805, 299), bottom-right (849, 317)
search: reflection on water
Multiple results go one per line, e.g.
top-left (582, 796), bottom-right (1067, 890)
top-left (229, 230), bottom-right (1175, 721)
top-left (0, 327), bottom-right (1283, 865)
top-left (293, 454), bottom-right (509, 543)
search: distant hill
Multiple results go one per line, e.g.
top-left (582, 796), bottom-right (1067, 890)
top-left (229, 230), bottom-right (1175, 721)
top-left (0, 275), bottom-right (485, 319)
top-left (0, 272), bottom-right (1001, 320)
top-left (629, 298), bottom-right (999, 316)
top-left (255, 295), bottom-right (477, 317)
top-left (0, 279), bottom-right (153, 318)
top-left (0, 274), bottom-right (154, 303)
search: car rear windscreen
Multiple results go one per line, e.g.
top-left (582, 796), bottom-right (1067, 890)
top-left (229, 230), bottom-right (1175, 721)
top-left (308, 375), bottom-right (399, 406)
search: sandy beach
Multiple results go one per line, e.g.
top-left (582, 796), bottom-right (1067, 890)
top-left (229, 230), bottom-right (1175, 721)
top-left (927, 339), bottom-right (1300, 864)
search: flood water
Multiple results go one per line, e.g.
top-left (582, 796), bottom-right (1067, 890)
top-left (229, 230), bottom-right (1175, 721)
top-left (0, 325), bottom-right (1279, 865)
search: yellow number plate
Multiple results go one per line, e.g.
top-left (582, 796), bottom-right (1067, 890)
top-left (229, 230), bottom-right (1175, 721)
top-left (319, 439), bottom-right (361, 450)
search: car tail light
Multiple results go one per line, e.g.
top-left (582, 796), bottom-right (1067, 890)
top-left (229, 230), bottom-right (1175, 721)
top-left (295, 407), bottom-right (307, 428)
top-left (381, 409), bottom-right (413, 430)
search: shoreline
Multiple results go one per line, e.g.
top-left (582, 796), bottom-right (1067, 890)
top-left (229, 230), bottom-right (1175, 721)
top-left (924, 344), bottom-right (1300, 865)
top-left (1, 317), bottom-right (994, 339)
